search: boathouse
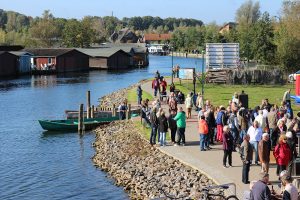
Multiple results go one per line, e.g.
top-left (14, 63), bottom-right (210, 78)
top-left (10, 51), bottom-right (33, 74)
top-left (78, 48), bottom-right (131, 70)
top-left (25, 49), bottom-right (89, 73)
top-left (0, 51), bottom-right (18, 77)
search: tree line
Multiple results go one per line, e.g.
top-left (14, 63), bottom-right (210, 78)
top-left (0, 0), bottom-right (299, 72)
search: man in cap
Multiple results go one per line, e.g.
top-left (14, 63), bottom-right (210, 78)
top-left (250, 172), bottom-right (271, 200)
top-left (258, 133), bottom-right (271, 173)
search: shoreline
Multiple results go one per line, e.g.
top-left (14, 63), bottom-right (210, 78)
top-left (92, 80), bottom-right (215, 199)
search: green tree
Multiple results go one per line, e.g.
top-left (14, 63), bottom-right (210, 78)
top-left (251, 12), bottom-right (276, 64)
top-left (0, 28), bottom-right (6, 44)
top-left (235, 0), bottom-right (261, 60)
top-left (28, 10), bottom-right (60, 47)
top-left (274, 0), bottom-right (300, 72)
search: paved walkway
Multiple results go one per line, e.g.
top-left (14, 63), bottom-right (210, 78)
top-left (138, 78), bottom-right (279, 199)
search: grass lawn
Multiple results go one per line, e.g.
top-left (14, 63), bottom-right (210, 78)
top-left (173, 81), bottom-right (298, 111)
top-left (127, 87), bottom-right (154, 104)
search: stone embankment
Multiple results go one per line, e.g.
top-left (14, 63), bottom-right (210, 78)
top-left (93, 121), bottom-right (214, 199)
top-left (98, 79), bottom-right (147, 108)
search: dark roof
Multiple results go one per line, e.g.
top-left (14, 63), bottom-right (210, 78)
top-left (9, 51), bottom-right (33, 56)
top-left (77, 48), bottom-right (131, 58)
top-left (0, 51), bottom-right (18, 57)
top-left (24, 48), bottom-right (76, 57)
top-left (0, 45), bottom-right (24, 51)
top-left (102, 43), bottom-right (147, 54)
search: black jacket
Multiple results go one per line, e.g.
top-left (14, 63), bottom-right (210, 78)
top-left (158, 116), bottom-right (169, 132)
top-left (168, 114), bottom-right (177, 130)
top-left (150, 111), bottom-right (158, 127)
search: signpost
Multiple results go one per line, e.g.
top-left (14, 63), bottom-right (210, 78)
top-left (178, 68), bottom-right (196, 94)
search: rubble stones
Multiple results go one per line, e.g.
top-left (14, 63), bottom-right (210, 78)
top-left (92, 121), bottom-right (214, 199)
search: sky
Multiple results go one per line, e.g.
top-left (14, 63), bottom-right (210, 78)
top-left (0, 0), bottom-right (284, 24)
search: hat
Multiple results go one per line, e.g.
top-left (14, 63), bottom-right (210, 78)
top-left (259, 172), bottom-right (269, 180)
top-left (286, 131), bottom-right (293, 138)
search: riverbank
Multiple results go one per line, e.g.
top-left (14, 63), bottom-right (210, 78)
top-left (92, 121), bottom-right (214, 199)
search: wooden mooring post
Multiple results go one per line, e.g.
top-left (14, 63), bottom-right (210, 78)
top-left (91, 105), bottom-right (95, 118)
top-left (112, 104), bottom-right (116, 117)
top-left (87, 91), bottom-right (91, 119)
top-left (78, 104), bottom-right (84, 135)
top-left (126, 104), bottom-right (131, 120)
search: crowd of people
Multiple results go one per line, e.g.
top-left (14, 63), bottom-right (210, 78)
top-left (138, 73), bottom-right (299, 199)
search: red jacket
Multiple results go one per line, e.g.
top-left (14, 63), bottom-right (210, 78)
top-left (152, 79), bottom-right (159, 89)
top-left (198, 119), bottom-right (208, 134)
top-left (273, 143), bottom-right (291, 166)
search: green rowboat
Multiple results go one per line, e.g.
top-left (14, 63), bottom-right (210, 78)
top-left (38, 117), bottom-right (119, 131)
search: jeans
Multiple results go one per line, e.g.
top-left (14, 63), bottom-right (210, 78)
top-left (137, 96), bottom-right (142, 105)
top-left (250, 141), bottom-right (259, 163)
top-left (159, 132), bottom-right (166, 146)
top-left (240, 129), bottom-right (246, 144)
top-left (223, 150), bottom-right (232, 166)
top-left (242, 161), bottom-right (251, 183)
top-left (150, 125), bottom-right (157, 145)
top-left (176, 127), bottom-right (186, 145)
top-left (154, 88), bottom-right (158, 97)
top-left (200, 134), bottom-right (207, 150)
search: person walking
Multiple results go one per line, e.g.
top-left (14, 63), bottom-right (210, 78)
top-left (258, 133), bottom-right (271, 173)
top-left (247, 121), bottom-right (263, 165)
top-left (185, 94), bottom-right (193, 119)
top-left (250, 172), bottom-right (271, 200)
top-left (168, 110), bottom-right (177, 144)
top-left (152, 77), bottom-right (160, 97)
top-left (158, 111), bottom-right (168, 147)
top-left (240, 134), bottom-right (253, 184)
top-left (199, 115), bottom-right (209, 151)
top-left (137, 85), bottom-right (142, 105)
top-left (174, 107), bottom-right (186, 146)
top-left (149, 107), bottom-right (159, 145)
top-left (222, 125), bottom-right (234, 168)
top-left (274, 134), bottom-right (291, 176)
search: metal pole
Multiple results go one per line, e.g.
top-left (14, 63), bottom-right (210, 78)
top-left (171, 47), bottom-right (174, 84)
top-left (201, 50), bottom-right (205, 96)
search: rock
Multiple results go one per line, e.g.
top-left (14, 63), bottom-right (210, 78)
top-left (92, 117), bottom-right (215, 199)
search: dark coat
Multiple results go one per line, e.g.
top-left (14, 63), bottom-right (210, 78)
top-left (223, 132), bottom-right (234, 151)
top-left (168, 114), bottom-right (177, 130)
top-left (206, 110), bottom-right (216, 128)
top-left (158, 115), bottom-right (168, 132)
top-left (241, 140), bottom-right (253, 161)
top-left (150, 111), bottom-right (158, 127)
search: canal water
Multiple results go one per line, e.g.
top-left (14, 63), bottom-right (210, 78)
top-left (0, 55), bottom-right (204, 200)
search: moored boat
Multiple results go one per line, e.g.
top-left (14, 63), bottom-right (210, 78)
top-left (38, 117), bottom-right (119, 131)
